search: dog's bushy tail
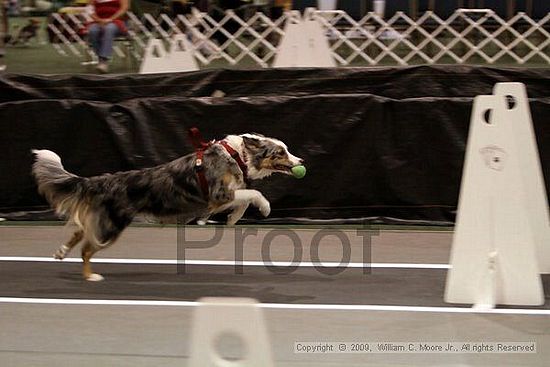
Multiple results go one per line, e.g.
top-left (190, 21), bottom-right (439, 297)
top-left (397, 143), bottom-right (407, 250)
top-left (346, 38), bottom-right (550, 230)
top-left (32, 149), bottom-right (86, 218)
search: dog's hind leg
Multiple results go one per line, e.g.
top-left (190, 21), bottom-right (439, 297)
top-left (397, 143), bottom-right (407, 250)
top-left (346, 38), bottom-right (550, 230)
top-left (54, 229), bottom-right (84, 260)
top-left (81, 241), bottom-right (105, 282)
top-left (79, 206), bottom-right (130, 281)
top-left (81, 225), bottom-right (123, 281)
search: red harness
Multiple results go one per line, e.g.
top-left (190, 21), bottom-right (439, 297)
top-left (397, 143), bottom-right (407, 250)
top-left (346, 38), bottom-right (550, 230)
top-left (188, 127), bottom-right (248, 199)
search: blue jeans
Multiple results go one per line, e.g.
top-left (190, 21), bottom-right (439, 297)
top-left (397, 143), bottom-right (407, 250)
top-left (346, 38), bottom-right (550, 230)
top-left (88, 22), bottom-right (122, 61)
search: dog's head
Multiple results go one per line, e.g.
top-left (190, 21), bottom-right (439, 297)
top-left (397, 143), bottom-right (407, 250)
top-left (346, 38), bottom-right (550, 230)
top-left (240, 134), bottom-right (304, 180)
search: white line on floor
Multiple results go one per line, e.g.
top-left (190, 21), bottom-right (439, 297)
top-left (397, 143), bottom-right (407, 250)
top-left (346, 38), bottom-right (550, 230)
top-left (0, 297), bottom-right (548, 315)
top-left (0, 256), bottom-right (450, 269)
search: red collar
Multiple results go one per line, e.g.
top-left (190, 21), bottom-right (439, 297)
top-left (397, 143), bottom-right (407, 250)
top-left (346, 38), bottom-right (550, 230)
top-left (188, 128), bottom-right (249, 199)
top-left (218, 140), bottom-right (249, 182)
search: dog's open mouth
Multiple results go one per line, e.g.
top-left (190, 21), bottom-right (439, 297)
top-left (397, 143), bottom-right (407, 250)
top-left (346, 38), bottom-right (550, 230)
top-left (273, 164), bottom-right (293, 174)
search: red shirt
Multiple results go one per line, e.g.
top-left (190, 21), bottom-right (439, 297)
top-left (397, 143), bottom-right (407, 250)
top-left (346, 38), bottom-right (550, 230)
top-left (88, 0), bottom-right (127, 33)
top-left (93, 0), bottom-right (122, 19)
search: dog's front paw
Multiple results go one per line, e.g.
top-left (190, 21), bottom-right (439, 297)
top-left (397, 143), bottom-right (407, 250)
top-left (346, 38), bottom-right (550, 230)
top-left (258, 199), bottom-right (271, 217)
top-left (227, 205), bottom-right (248, 226)
top-left (227, 212), bottom-right (240, 226)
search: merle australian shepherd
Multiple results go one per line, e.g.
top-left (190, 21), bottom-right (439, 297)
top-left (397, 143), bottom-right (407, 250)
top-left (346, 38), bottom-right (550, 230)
top-left (32, 133), bottom-right (304, 281)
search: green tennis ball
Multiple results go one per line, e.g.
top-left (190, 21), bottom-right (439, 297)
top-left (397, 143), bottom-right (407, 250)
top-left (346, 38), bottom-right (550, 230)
top-left (291, 165), bottom-right (306, 179)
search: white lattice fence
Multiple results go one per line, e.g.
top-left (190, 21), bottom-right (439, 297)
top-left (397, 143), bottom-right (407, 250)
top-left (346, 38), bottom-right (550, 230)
top-left (48, 8), bottom-right (550, 67)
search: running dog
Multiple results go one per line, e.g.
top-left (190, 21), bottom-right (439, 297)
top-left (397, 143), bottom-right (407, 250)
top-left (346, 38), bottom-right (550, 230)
top-left (32, 133), bottom-right (304, 281)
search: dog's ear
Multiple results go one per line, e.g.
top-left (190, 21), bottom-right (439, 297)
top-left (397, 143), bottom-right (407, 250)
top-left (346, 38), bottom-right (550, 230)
top-left (242, 136), bottom-right (262, 151)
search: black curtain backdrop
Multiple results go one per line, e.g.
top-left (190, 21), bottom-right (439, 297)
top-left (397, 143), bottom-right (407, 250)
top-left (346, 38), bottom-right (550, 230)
top-left (1, 66), bottom-right (549, 224)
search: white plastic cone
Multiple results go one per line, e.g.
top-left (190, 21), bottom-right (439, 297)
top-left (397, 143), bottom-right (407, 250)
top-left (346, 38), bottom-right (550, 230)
top-left (273, 8), bottom-right (335, 68)
top-left (188, 297), bottom-right (274, 367)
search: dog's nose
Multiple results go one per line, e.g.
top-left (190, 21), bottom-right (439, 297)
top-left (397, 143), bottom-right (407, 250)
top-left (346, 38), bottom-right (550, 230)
top-left (298, 158), bottom-right (305, 164)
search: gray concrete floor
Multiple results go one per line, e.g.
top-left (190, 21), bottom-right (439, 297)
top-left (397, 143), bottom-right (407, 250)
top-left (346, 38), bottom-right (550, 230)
top-left (0, 225), bottom-right (549, 367)
top-left (0, 225), bottom-right (452, 263)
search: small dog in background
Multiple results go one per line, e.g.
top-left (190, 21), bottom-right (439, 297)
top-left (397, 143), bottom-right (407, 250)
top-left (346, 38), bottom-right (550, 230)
top-left (32, 133), bottom-right (304, 281)
top-left (5, 18), bottom-right (41, 45)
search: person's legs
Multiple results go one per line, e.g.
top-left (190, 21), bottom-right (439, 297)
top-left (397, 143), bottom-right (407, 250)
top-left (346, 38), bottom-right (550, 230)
top-left (87, 23), bottom-right (102, 57)
top-left (97, 22), bottom-right (120, 60)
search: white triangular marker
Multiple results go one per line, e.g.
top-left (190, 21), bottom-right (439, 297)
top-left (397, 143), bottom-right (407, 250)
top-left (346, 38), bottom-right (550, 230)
top-left (140, 36), bottom-right (198, 74)
top-left (445, 83), bottom-right (546, 308)
top-left (139, 38), bottom-right (169, 74)
top-left (167, 33), bottom-right (199, 72)
top-left (188, 297), bottom-right (274, 367)
top-left (273, 8), bottom-right (335, 68)
top-left (493, 83), bottom-right (550, 273)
